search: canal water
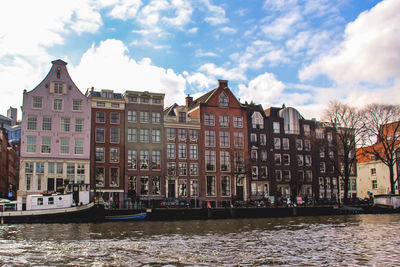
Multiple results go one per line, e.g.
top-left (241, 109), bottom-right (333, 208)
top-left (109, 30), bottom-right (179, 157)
top-left (0, 214), bottom-right (399, 266)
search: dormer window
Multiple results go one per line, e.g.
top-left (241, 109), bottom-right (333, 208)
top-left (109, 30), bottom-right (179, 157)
top-left (251, 112), bottom-right (264, 129)
top-left (178, 112), bottom-right (186, 122)
top-left (56, 67), bottom-right (61, 79)
top-left (54, 82), bottom-right (63, 94)
top-left (219, 92), bottom-right (228, 107)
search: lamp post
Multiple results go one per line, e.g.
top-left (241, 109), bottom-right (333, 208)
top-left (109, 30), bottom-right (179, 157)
top-left (193, 181), bottom-right (198, 208)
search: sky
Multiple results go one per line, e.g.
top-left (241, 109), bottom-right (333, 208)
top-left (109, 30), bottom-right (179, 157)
top-left (1, 0), bottom-right (399, 120)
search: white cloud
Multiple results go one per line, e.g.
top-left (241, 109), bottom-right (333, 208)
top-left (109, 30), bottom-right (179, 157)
top-left (220, 27), bottom-right (237, 34)
top-left (187, 27), bottom-right (198, 34)
top-left (299, 0), bottom-right (400, 85)
top-left (238, 72), bottom-right (285, 106)
top-left (198, 63), bottom-right (247, 81)
top-left (107, 0), bottom-right (142, 20)
top-left (70, 39), bottom-right (187, 106)
top-left (183, 71), bottom-right (215, 91)
top-left (263, 0), bottom-right (298, 11)
top-left (200, 0), bottom-right (228, 25)
top-left (261, 11), bottom-right (302, 40)
top-left (194, 49), bottom-right (218, 58)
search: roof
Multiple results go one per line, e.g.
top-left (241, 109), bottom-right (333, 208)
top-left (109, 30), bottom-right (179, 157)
top-left (188, 88), bottom-right (217, 110)
top-left (164, 103), bottom-right (178, 116)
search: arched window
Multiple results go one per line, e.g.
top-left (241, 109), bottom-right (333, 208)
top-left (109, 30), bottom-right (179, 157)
top-left (219, 92), bottom-right (228, 107)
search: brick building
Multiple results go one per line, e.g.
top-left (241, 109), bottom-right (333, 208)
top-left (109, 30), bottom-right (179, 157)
top-left (188, 80), bottom-right (248, 207)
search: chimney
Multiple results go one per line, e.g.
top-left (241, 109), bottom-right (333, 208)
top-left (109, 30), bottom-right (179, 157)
top-left (218, 80), bottom-right (228, 89)
top-left (185, 94), bottom-right (193, 107)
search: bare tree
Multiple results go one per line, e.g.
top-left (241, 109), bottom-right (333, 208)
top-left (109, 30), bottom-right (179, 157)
top-left (321, 102), bottom-right (364, 202)
top-left (361, 104), bottom-right (400, 194)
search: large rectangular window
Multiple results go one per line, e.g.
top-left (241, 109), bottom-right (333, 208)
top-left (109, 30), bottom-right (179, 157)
top-left (61, 117), bottom-right (70, 132)
top-left (221, 176), bottom-right (231, 197)
top-left (206, 176), bottom-right (216, 197)
top-left (67, 163), bottom-right (75, 182)
top-left (152, 129), bottom-right (161, 143)
top-left (127, 150), bottom-right (137, 169)
top-left (53, 99), bottom-right (63, 110)
top-left (60, 137), bottom-right (69, 154)
top-left (140, 150), bottom-right (149, 170)
top-left (140, 177), bottom-right (149, 195)
top-left (167, 144), bottom-right (175, 159)
top-left (167, 128), bottom-right (175, 139)
top-left (72, 99), bottom-right (82, 111)
top-left (41, 136), bottom-right (51, 154)
top-left (95, 167), bottom-right (105, 187)
top-left (204, 114), bottom-right (215, 126)
top-left (110, 168), bottom-right (119, 187)
top-left (27, 136), bottom-right (37, 153)
top-left (127, 110), bottom-right (136, 122)
top-left (110, 128), bottom-right (120, 143)
top-left (178, 179), bottom-right (187, 196)
top-left (220, 151), bottom-right (230, 172)
top-left (96, 112), bottom-right (105, 123)
top-left (152, 112), bottom-right (161, 123)
top-left (110, 112), bottom-right (120, 124)
top-left (190, 163), bottom-right (198, 176)
top-left (95, 147), bottom-right (105, 162)
top-left (234, 132), bottom-right (244, 148)
top-left (189, 129), bottom-right (198, 140)
top-left (27, 116), bottom-right (37, 130)
top-left (140, 128), bottom-right (149, 143)
top-left (110, 147), bottom-right (119, 163)
top-left (140, 111), bottom-right (149, 123)
top-left (75, 119), bottom-right (84, 133)
top-left (32, 96), bottom-right (42, 109)
top-left (152, 177), bottom-right (161, 195)
top-left (189, 145), bottom-right (198, 160)
top-left (205, 150), bottom-right (216, 172)
top-left (152, 150), bottom-right (161, 170)
top-left (233, 116), bottom-right (243, 128)
top-left (95, 128), bottom-right (105, 143)
top-left (219, 115), bottom-right (229, 127)
top-left (178, 129), bottom-right (186, 140)
top-left (178, 144), bottom-right (187, 159)
top-left (42, 116), bottom-right (52, 131)
top-left (128, 128), bottom-right (137, 142)
top-left (179, 163), bottom-right (187, 176)
top-left (76, 164), bottom-right (85, 183)
top-left (220, 131), bottom-right (230, 148)
top-left (205, 130), bottom-right (216, 147)
top-left (74, 138), bottom-right (84, 154)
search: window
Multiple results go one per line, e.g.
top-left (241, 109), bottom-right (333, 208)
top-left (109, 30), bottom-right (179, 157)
top-left (316, 128), bottom-right (324, 139)
top-left (76, 164), bottom-right (85, 183)
top-left (128, 96), bottom-right (137, 102)
top-left (327, 132), bottom-right (333, 144)
top-left (140, 111), bottom-right (149, 123)
top-left (252, 112), bottom-right (264, 129)
top-left (152, 98), bottom-right (161, 104)
top-left (128, 128), bottom-right (137, 142)
top-left (205, 150), bottom-right (216, 172)
top-left (110, 113), bottom-right (120, 124)
top-left (178, 129), bottom-right (186, 140)
top-left (75, 119), bottom-right (84, 132)
top-left (32, 96), bottom-right (42, 109)
top-left (297, 155), bottom-right (304, 166)
top-left (233, 116), bottom-right (243, 128)
top-left (371, 168), bottom-right (376, 175)
top-left (72, 100), bottom-right (82, 111)
top-left (54, 82), bottom-right (63, 94)
top-left (234, 152), bottom-right (245, 173)
top-left (320, 162), bottom-right (326, 173)
top-left (48, 162), bottom-right (55, 174)
top-left (303, 124), bottom-right (311, 136)
top-left (190, 163), bottom-right (198, 176)
top-left (283, 170), bottom-right (291, 181)
top-left (110, 128), bottom-right (120, 143)
top-left (141, 97), bottom-right (149, 103)
top-left (261, 150), bottom-right (267, 162)
top-left (67, 163), bottom-right (75, 182)
top-left (61, 118), bottom-right (70, 132)
top-left (110, 147), bottom-right (119, 163)
top-left (219, 92), bottom-right (229, 107)
top-left (25, 162), bottom-right (33, 174)
top-left (27, 116), bottom-right (37, 130)
top-left (219, 115), bottom-right (229, 127)
top-left (178, 179), bottom-right (187, 196)
top-left (220, 131), bottom-right (230, 148)
top-left (273, 122), bottom-right (280, 133)
top-left (152, 177), bottom-right (161, 195)
top-left (234, 132), bottom-right (244, 148)
top-left (127, 110), bottom-right (137, 122)
top-left (190, 145), bottom-right (198, 160)
top-left (283, 154), bottom-right (290, 165)
top-left (111, 103), bottom-right (120, 108)
top-left (110, 168), bottom-right (119, 187)
top-left (95, 167), bottom-right (105, 187)
top-left (127, 150), bottom-right (137, 169)
top-left (282, 138), bottom-right (289, 150)
top-left (95, 147), bottom-right (105, 162)
top-left (152, 150), bottom-right (161, 170)
top-left (74, 139), bottom-right (84, 154)
top-left (60, 137), bottom-right (69, 154)
top-left (305, 170), bottom-right (312, 182)
top-left (320, 148), bottom-right (325, 158)
top-left (220, 151), bottom-right (230, 172)
top-left (305, 155), bottom-right (312, 166)
top-left (167, 128), bottom-right (175, 139)
top-left (275, 170), bottom-right (282, 181)
top-left (178, 144), bottom-right (187, 159)
top-left (95, 128), bottom-right (105, 143)
top-left (188, 130), bottom-right (197, 141)
top-left (53, 99), bottom-right (62, 111)
top-left (167, 144), bottom-right (175, 159)
top-left (251, 150), bottom-right (257, 161)
top-left (37, 198), bottom-right (43, 205)
top-left (205, 114), bottom-right (215, 126)
top-left (274, 138), bottom-right (281, 149)
top-left (140, 128), bottom-right (149, 143)
top-left (372, 180), bottom-right (377, 189)
top-left (57, 163), bottom-right (63, 174)
top-left (251, 166), bottom-right (258, 179)
top-left (42, 116), bottom-right (52, 131)
top-left (150, 129), bottom-right (160, 143)
top-left (167, 162), bottom-right (176, 176)
top-left (261, 167), bottom-right (267, 179)
top-left (152, 112), bottom-right (161, 123)
top-left (205, 130), bottom-right (216, 147)
top-left (250, 133), bottom-right (257, 145)
top-left (260, 134), bottom-right (266, 146)
top-left (140, 176), bottom-right (149, 195)
top-left (274, 154), bottom-right (281, 165)
top-left (97, 102), bottom-right (105, 107)
top-left (140, 150), bottom-right (149, 170)
top-left (178, 112), bottom-right (186, 122)
top-left (36, 162), bottom-right (44, 174)
top-left (190, 180), bottom-right (199, 196)
top-left (221, 176), bottom-right (231, 196)
top-left (41, 136), bottom-right (51, 154)
top-left (96, 112), bottom-right (105, 123)
top-left (329, 150), bottom-right (335, 159)
top-left (179, 163), bottom-right (187, 176)
top-left (296, 139), bottom-right (303, 151)
top-left (304, 140), bottom-right (311, 151)
top-left (206, 176), bottom-right (216, 196)
top-left (27, 136), bottom-right (36, 153)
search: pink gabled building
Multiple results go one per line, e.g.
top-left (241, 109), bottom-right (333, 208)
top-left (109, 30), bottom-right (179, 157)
top-left (18, 60), bottom-right (91, 208)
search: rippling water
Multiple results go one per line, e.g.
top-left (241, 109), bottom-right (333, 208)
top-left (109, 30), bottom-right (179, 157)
top-left (0, 214), bottom-right (399, 266)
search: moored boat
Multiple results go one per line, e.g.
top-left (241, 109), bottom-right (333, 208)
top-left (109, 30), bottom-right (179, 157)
top-left (104, 212), bottom-right (147, 221)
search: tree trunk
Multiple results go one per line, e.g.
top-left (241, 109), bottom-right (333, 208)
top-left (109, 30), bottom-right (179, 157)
top-left (389, 165), bottom-right (395, 194)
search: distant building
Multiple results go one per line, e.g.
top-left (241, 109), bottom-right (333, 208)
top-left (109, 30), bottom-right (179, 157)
top-left (18, 59), bottom-right (91, 209)
top-left (0, 130), bottom-right (18, 199)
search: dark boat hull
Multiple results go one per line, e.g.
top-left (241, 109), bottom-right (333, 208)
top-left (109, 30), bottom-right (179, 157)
top-left (105, 212), bottom-right (147, 221)
top-left (0, 203), bottom-right (104, 224)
